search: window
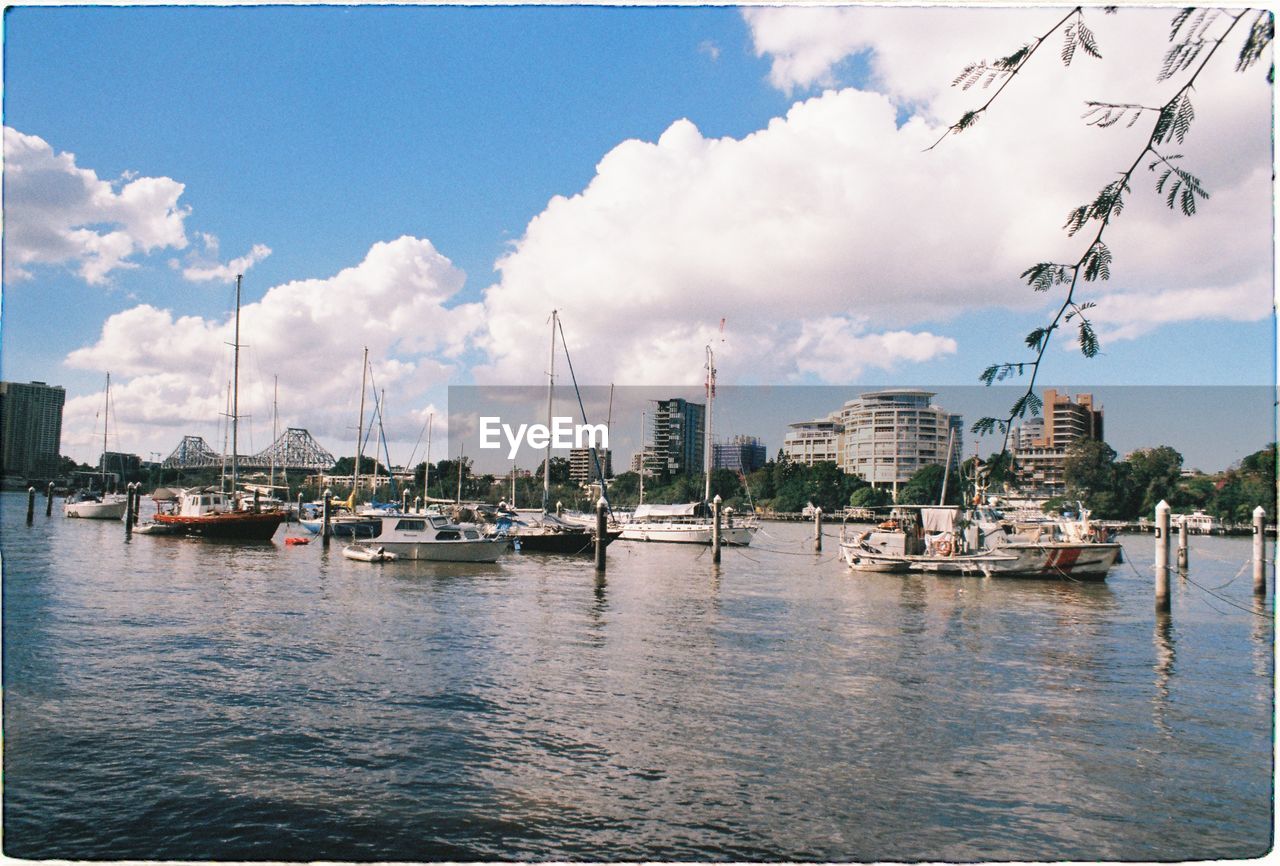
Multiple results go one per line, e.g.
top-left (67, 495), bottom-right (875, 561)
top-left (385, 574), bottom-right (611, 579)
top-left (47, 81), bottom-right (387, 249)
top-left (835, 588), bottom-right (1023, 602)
top-left (395, 519), bottom-right (426, 531)
top-left (437, 530), bottom-right (461, 540)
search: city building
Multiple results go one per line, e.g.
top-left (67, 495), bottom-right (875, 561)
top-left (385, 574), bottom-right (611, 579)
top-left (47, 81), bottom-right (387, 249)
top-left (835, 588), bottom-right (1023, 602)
top-left (0, 380), bottom-right (66, 482)
top-left (1009, 390), bottom-right (1105, 497)
top-left (712, 435), bottom-right (768, 474)
top-left (782, 412), bottom-right (843, 465)
top-left (569, 447), bottom-right (612, 484)
top-left (650, 398), bottom-right (705, 477)
top-left (838, 390), bottom-right (963, 495)
top-left (100, 451), bottom-right (142, 484)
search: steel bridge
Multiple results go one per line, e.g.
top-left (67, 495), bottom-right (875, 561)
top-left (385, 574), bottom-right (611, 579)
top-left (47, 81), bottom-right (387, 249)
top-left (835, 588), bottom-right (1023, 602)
top-left (161, 427), bottom-right (336, 471)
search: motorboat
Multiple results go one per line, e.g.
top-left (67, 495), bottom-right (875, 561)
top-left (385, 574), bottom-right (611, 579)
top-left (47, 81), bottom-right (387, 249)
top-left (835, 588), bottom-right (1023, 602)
top-left (152, 487), bottom-right (286, 541)
top-left (368, 513), bottom-right (510, 562)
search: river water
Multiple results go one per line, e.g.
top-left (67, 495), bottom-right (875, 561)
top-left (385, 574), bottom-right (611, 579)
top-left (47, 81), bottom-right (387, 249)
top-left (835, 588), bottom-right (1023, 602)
top-left (2, 492), bottom-right (1273, 861)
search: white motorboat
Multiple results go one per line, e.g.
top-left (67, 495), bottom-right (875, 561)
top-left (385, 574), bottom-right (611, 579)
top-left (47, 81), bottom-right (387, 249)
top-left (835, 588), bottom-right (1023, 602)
top-left (370, 513), bottom-right (510, 562)
top-left (342, 543), bottom-right (398, 563)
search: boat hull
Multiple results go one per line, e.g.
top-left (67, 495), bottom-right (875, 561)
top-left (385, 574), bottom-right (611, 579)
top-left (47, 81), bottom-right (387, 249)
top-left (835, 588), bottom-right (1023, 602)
top-left (513, 529), bottom-right (622, 555)
top-left (377, 537), bottom-right (510, 562)
top-left (618, 522), bottom-right (757, 546)
top-left (64, 498), bottom-right (128, 520)
top-left (840, 541), bottom-right (1121, 580)
top-left (153, 510), bottom-right (285, 541)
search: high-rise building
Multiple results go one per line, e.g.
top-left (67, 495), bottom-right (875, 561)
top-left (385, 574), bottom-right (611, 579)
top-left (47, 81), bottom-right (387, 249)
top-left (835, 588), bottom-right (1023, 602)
top-left (0, 380), bottom-right (66, 481)
top-left (782, 412), bottom-right (843, 465)
top-left (650, 398), bottom-right (705, 477)
top-left (712, 435), bottom-right (767, 474)
top-left (569, 447), bottom-right (612, 484)
top-left (839, 390), bottom-right (962, 494)
top-left (1010, 390), bottom-right (1105, 496)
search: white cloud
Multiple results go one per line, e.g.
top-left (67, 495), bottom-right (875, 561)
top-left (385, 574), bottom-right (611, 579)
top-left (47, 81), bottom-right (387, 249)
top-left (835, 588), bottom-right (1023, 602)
top-left (3, 127), bottom-right (190, 284)
top-left (180, 236), bottom-right (274, 282)
top-left (470, 7), bottom-right (1271, 389)
top-left (63, 236), bottom-right (481, 464)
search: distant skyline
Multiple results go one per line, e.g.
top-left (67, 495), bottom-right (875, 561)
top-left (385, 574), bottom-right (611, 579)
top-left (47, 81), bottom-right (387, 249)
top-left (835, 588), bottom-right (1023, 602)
top-left (2, 4), bottom-right (1273, 471)
top-left (451, 385), bottom-right (1275, 477)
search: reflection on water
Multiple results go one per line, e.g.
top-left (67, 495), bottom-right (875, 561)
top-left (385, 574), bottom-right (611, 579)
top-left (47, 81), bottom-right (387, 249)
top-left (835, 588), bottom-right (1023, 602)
top-left (2, 494), bottom-right (1273, 862)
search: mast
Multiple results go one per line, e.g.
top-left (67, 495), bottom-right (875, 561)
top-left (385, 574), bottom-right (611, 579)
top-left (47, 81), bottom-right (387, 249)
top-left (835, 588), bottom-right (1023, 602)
top-left (220, 380), bottom-right (231, 493)
top-left (100, 372), bottom-right (111, 489)
top-left (424, 412), bottom-right (433, 503)
top-left (639, 410), bottom-right (646, 506)
top-left (939, 425), bottom-right (956, 506)
top-left (231, 274), bottom-right (242, 493)
top-left (371, 388), bottom-right (385, 500)
top-left (704, 344), bottom-right (715, 503)
top-left (542, 309), bottom-right (557, 513)
top-left (270, 374), bottom-right (278, 490)
top-left (456, 444), bottom-right (464, 504)
top-left (354, 346), bottom-right (368, 504)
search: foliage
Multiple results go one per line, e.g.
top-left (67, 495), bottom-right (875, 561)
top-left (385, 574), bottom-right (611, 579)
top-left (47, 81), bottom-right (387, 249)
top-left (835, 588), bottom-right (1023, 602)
top-left (938, 7), bottom-right (1273, 448)
top-left (896, 464), bottom-right (964, 506)
top-left (849, 485), bottom-right (892, 509)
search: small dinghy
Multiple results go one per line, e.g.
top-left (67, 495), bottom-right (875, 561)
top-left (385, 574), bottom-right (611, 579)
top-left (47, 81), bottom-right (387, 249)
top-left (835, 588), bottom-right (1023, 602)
top-left (133, 521), bottom-right (178, 536)
top-left (342, 544), bottom-right (397, 563)
top-left (284, 536), bottom-right (310, 546)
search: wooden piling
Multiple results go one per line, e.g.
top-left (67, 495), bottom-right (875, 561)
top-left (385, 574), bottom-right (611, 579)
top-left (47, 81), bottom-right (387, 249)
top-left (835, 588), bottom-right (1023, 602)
top-left (594, 497), bottom-right (607, 573)
top-left (712, 494), bottom-right (722, 564)
top-left (414, 496), bottom-right (422, 514)
top-left (132, 483), bottom-right (142, 525)
top-left (26, 486), bottom-right (35, 524)
top-left (814, 507), bottom-right (823, 552)
top-left (322, 490), bottom-right (332, 547)
top-left (1176, 516), bottom-right (1188, 571)
top-left (1155, 500), bottom-right (1170, 612)
top-left (45, 482), bottom-right (54, 517)
top-left (253, 488), bottom-right (260, 513)
top-left (296, 493), bottom-right (304, 524)
top-left (1253, 506), bottom-right (1267, 596)
top-left (402, 490), bottom-right (410, 513)
top-left (124, 484), bottom-right (135, 535)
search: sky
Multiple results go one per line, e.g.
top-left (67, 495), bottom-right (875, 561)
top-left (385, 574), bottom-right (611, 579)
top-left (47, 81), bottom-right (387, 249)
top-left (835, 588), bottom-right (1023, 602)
top-left (2, 3), bottom-right (1274, 473)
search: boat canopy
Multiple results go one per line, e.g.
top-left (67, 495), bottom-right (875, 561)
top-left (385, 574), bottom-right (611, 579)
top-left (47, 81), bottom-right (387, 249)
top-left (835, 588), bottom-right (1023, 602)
top-left (921, 507), bottom-right (959, 532)
top-left (633, 502), bottom-right (704, 519)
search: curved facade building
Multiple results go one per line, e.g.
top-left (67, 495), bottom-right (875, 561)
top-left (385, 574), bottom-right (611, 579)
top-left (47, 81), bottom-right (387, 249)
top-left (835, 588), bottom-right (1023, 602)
top-left (839, 390), bottom-right (962, 494)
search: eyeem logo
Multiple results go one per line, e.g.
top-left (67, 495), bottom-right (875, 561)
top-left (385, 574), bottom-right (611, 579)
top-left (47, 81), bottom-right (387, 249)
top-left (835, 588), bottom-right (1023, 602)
top-left (479, 416), bottom-right (609, 460)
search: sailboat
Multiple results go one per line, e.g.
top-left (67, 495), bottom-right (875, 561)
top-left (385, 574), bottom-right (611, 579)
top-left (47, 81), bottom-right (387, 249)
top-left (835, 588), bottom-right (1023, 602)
top-left (153, 275), bottom-right (286, 541)
top-left (619, 343), bottom-right (757, 545)
top-left (64, 373), bottom-right (129, 520)
top-left (496, 310), bottom-right (621, 554)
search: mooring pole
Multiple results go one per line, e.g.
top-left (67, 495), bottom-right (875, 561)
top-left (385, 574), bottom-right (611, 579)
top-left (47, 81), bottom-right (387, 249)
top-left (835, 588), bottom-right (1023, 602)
top-left (322, 490), bottom-right (332, 547)
top-left (1155, 500), bottom-right (1171, 612)
top-left (124, 484), bottom-right (135, 536)
top-left (712, 494), bottom-right (722, 564)
top-left (253, 488), bottom-right (261, 514)
top-left (402, 490), bottom-right (409, 513)
top-left (594, 497), bottom-right (608, 573)
top-left (295, 493), bottom-right (303, 525)
top-left (134, 483), bottom-right (142, 525)
top-left (1253, 506), bottom-right (1267, 596)
top-left (415, 496), bottom-right (422, 514)
top-left (26, 486), bottom-right (35, 524)
top-left (45, 481), bottom-right (54, 517)
top-left (1176, 516), bottom-right (1188, 571)
top-left (814, 507), bottom-right (824, 553)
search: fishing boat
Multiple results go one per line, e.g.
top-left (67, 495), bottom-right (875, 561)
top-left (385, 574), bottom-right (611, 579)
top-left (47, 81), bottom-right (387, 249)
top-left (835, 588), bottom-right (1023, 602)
top-left (64, 373), bottom-right (129, 520)
top-left (838, 504), bottom-right (1121, 580)
top-left (369, 513), bottom-right (510, 562)
top-left (342, 543), bottom-right (397, 563)
top-left (618, 343), bottom-right (758, 546)
top-left (151, 276), bottom-right (286, 541)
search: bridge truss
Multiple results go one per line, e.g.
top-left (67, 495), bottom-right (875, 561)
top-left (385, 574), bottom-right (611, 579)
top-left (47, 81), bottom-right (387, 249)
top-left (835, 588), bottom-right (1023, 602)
top-left (161, 427), bottom-right (336, 472)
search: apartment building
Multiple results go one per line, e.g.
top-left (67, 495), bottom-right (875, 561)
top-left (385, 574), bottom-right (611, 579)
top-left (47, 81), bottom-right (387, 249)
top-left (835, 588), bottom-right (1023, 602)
top-left (0, 380), bottom-right (66, 481)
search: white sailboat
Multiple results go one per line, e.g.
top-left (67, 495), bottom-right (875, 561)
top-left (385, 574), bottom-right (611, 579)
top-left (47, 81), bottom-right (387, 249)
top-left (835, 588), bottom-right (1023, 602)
top-left (619, 343), bottom-right (757, 546)
top-left (64, 373), bottom-right (129, 520)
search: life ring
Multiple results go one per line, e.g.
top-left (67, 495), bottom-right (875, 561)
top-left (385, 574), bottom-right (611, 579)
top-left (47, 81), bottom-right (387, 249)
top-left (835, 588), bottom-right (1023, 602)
top-left (935, 538), bottom-right (953, 557)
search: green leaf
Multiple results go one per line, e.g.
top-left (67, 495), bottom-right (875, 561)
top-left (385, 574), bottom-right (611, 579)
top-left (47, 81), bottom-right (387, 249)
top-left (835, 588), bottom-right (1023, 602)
top-left (1079, 320), bottom-right (1100, 358)
top-left (1025, 327), bottom-right (1048, 350)
top-left (1082, 241), bottom-right (1112, 282)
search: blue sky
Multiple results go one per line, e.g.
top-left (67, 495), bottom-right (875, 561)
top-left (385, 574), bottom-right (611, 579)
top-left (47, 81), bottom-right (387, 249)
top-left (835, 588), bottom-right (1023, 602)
top-left (2, 4), bottom-right (1274, 470)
